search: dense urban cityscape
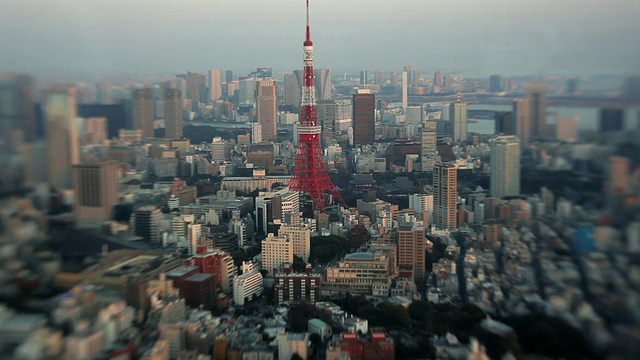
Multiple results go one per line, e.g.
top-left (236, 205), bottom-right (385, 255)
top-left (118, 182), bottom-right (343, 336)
top-left (1, 1), bottom-right (639, 359)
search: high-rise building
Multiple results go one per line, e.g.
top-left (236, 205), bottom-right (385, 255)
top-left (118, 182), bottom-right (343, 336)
top-left (317, 99), bottom-right (337, 146)
top-left (402, 71), bottom-right (408, 111)
top-left (403, 65), bottom-right (412, 85)
top-left (130, 205), bottom-right (163, 244)
top-left (284, 73), bottom-right (301, 107)
top-left (443, 74), bottom-right (451, 91)
top-left (208, 69), bottom-right (222, 102)
top-left (374, 70), bottom-right (383, 86)
top-left (406, 105), bottom-right (423, 127)
top-left (352, 91), bottom-right (375, 146)
top-left (46, 87), bottom-right (79, 190)
top-left (251, 123), bottom-right (263, 144)
top-left (314, 69), bottom-right (332, 100)
top-left (489, 75), bottom-right (502, 92)
top-left (186, 72), bottom-right (202, 111)
top-left (0, 74), bottom-right (36, 142)
top-left (433, 70), bottom-right (443, 89)
top-left (490, 135), bottom-right (521, 198)
top-left (494, 111), bottom-right (515, 136)
top-left (412, 69), bottom-right (420, 88)
top-left (164, 89), bottom-right (183, 139)
top-left (238, 77), bottom-right (256, 105)
top-left (73, 161), bottom-right (119, 228)
top-left (420, 120), bottom-right (437, 172)
top-left (82, 117), bottom-right (107, 144)
top-left (225, 70), bottom-right (234, 84)
top-left (261, 233), bottom-right (293, 273)
top-left (513, 99), bottom-right (530, 144)
top-left (449, 101), bottom-right (467, 142)
top-left (398, 224), bottom-right (427, 281)
top-left (390, 71), bottom-right (398, 87)
top-left (433, 162), bottom-right (457, 230)
top-left (256, 79), bottom-right (277, 141)
top-left (279, 224), bottom-right (311, 262)
top-left (360, 70), bottom-right (367, 86)
top-left (132, 88), bottom-right (154, 138)
top-left (524, 83), bottom-right (548, 137)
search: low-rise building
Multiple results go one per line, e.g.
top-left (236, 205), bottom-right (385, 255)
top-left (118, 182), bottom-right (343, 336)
top-left (325, 252), bottom-right (391, 296)
top-left (274, 264), bottom-right (321, 306)
top-left (234, 262), bottom-right (263, 306)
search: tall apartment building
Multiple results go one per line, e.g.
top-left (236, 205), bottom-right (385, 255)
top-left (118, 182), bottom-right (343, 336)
top-left (132, 88), bottom-right (154, 138)
top-left (279, 224), bottom-right (311, 262)
top-left (433, 162), bottom-right (457, 230)
top-left (397, 225), bottom-right (427, 282)
top-left (163, 88), bottom-right (183, 139)
top-left (421, 120), bottom-right (437, 172)
top-left (256, 79), bottom-right (277, 141)
top-left (46, 86), bottom-right (79, 190)
top-left (261, 233), bottom-right (293, 273)
top-left (73, 161), bottom-right (119, 228)
top-left (490, 135), bottom-right (521, 198)
top-left (352, 91), bottom-right (375, 146)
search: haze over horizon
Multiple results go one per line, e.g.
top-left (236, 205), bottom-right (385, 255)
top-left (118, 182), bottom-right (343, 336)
top-left (1, 0), bottom-right (639, 78)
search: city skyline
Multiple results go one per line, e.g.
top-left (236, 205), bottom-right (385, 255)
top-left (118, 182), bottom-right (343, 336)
top-left (1, 0), bottom-right (639, 78)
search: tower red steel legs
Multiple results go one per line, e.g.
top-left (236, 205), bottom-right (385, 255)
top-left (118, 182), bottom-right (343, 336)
top-left (288, 0), bottom-right (346, 211)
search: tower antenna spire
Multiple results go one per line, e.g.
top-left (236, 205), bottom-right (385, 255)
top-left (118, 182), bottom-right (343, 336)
top-left (306, 0), bottom-right (311, 43)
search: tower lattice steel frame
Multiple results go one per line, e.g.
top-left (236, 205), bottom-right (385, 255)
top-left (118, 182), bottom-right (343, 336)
top-left (289, 0), bottom-right (346, 210)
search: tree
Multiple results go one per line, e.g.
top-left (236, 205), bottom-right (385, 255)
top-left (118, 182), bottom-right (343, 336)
top-left (309, 333), bottom-right (322, 353)
top-left (408, 300), bottom-right (431, 322)
top-left (292, 255), bottom-right (306, 273)
top-left (232, 249), bottom-right (250, 268)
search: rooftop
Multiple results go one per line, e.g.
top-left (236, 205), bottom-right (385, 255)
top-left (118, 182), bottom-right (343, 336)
top-left (344, 252), bottom-right (374, 260)
top-left (186, 273), bottom-right (214, 282)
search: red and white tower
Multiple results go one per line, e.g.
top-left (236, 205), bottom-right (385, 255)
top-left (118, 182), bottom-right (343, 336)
top-left (289, 0), bottom-right (346, 211)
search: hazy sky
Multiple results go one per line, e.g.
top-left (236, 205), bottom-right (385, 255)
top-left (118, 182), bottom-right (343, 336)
top-left (1, 0), bottom-right (639, 78)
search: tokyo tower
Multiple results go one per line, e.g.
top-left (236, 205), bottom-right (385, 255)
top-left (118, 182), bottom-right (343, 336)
top-left (288, 0), bottom-right (346, 211)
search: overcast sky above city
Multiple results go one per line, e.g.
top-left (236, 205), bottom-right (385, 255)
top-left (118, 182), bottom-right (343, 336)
top-left (1, 0), bottom-right (639, 78)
